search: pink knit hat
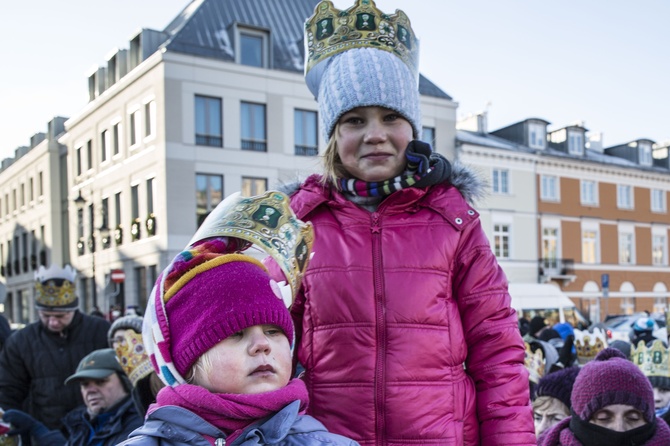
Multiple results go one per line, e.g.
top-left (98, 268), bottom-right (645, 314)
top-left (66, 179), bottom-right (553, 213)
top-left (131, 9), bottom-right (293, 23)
top-left (145, 237), bottom-right (294, 386)
top-left (571, 348), bottom-right (655, 423)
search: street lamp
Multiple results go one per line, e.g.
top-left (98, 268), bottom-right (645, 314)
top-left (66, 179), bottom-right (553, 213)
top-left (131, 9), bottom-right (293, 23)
top-left (73, 191), bottom-right (111, 311)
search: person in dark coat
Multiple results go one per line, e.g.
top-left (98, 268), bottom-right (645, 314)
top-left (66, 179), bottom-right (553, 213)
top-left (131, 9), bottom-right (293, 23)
top-left (0, 315), bottom-right (12, 352)
top-left (0, 264), bottom-right (110, 438)
top-left (3, 348), bottom-right (142, 445)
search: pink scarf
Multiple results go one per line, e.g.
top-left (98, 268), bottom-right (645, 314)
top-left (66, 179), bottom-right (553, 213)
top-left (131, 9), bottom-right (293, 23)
top-left (150, 379), bottom-right (309, 436)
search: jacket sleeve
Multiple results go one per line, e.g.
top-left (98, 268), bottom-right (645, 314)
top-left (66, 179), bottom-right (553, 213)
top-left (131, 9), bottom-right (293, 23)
top-left (453, 221), bottom-right (536, 445)
top-left (0, 332), bottom-right (29, 411)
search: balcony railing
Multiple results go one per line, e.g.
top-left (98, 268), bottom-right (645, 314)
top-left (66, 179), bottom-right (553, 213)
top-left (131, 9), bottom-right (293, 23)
top-left (538, 258), bottom-right (576, 284)
top-left (295, 145), bottom-right (318, 156)
top-left (241, 140), bottom-right (267, 152)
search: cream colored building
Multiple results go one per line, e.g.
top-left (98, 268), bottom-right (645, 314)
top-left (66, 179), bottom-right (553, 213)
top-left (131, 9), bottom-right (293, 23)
top-left (0, 0), bottom-right (457, 321)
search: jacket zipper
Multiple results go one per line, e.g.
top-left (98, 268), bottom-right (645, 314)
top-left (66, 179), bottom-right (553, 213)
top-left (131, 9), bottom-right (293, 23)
top-left (371, 212), bottom-right (386, 446)
top-left (215, 438), bottom-right (226, 446)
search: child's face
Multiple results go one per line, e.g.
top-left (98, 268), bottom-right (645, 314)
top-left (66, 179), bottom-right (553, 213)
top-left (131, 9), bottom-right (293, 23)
top-left (193, 324), bottom-right (292, 394)
top-left (336, 106), bottom-right (413, 182)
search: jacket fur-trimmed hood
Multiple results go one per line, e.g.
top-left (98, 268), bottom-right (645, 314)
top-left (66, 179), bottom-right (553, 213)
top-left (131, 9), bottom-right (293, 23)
top-left (275, 160), bottom-right (488, 207)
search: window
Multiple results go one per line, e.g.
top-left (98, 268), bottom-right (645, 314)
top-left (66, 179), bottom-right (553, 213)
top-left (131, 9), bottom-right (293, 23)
top-left (492, 169), bottom-right (509, 194)
top-left (112, 123), bottom-right (120, 155)
top-left (12, 189), bottom-right (16, 212)
top-left (100, 130), bottom-right (109, 163)
top-left (541, 175), bottom-right (559, 201)
top-left (114, 192), bottom-right (122, 227)
top-left (38, 172), bottom-right (43, 197)
top-left (639, 142), bottom-right (652, 166)
top-left (195, 95), bottom-right (223, 147)
top-left (651, 189), bottom-right (666, 213)
top-left (653, 234), bottom-right (667, 266)
top-left (28, 178), bottom-right (34, 203)
top-left (77, 208), bottom-right (84, 240)
top-left (617, 184), bottom-right (633, 209)
top-left (582, 229), bottom-right (599, 264)
top-left (241, 102), bottom-right (267, 151)
top-left (542, 228), bottom-right (559, 269)
top-left (131, 185), bottom-right (139, 221)
top-left (422, 126), bottom-right (436, 148)
top-left (294, 109), bottom-right (318, 156)
top-left (528, 123), bottom-right (546, 149)
top-left (86, 140), bottom-right (93, 170)
top-left (146, 178), bottom-right (154, 215)
top-left (568, 133), bottom-right (583, 155)
top-left (619, 232), bottom-right (634, 264)
top-left (493, 224), bottom-right (510, 259)
top-left (19, 184), bottom-right (25, 207)
top-left (580, 180), bottom-right (598, 206)
top-left (145, 100), bottom-right (156, 138)
top-left (241, 34), bottom-right (263, 67)
top-left (76, 147), bottom-right (82, 176)
top-left (242, 177), bottom-right (267, 197)
top-left (130, 110), bottom-right (141, 146)
top-left (101, 198), bottom-right (109, 231)
top-left (196, 174), bottom-right (223, 226)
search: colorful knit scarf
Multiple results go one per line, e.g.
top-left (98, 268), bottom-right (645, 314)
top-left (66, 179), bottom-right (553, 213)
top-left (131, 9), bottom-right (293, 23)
top-left (149, 378), bottom-right (309, 439)
top-left (338, 140), bottom-right (451, 197)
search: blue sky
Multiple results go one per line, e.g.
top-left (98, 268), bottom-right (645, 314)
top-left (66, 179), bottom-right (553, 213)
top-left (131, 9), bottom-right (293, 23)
top-left (2, 1), bottom-right (668, 160)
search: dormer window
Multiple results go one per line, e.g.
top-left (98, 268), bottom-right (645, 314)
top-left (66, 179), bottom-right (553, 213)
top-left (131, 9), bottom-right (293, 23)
top-left (528, 123), bottom-right (546, 149)
top-left (568, 132), bottom-right (584, 156)
top-left (235, 26), bottom-right (270, 68)
top-left (639, 141), bottom-right (652, 166)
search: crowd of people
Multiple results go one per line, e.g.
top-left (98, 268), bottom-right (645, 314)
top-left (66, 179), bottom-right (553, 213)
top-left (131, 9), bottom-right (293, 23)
top-left (0, 0), bottom-right (669, 445)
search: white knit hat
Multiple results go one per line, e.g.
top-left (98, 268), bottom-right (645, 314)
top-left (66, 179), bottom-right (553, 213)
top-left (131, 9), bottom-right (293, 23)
top-left (312, 47), bottom-right (421, 141)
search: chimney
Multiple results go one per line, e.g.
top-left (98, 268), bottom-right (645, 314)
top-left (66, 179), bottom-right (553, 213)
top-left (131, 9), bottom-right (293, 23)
top-left (587, 132), bottom-right (604, 153)
top-left (457, 111), bottom-right (488, 134)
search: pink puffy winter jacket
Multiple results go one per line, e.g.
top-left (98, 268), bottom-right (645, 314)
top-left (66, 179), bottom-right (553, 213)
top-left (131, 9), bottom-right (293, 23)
top-left (276, 169), bottom-right (535, 446)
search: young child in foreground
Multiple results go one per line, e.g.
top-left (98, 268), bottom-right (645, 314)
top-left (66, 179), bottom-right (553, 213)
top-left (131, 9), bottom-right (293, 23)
top-left (120, 192), bottom-right (358, 445)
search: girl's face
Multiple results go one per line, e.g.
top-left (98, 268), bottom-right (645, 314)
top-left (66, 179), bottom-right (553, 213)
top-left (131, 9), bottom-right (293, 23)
top-left (336, 106), bottom-right (413, 183)
top-left (654, 387), bottom-right (670, 410)
top-left (192, 324), bottom-right (292, 394)
top-left (589, 404), bottom-right (646, 432)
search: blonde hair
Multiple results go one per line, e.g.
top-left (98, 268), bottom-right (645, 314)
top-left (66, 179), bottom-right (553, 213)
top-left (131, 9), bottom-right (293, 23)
top-left (320, 123), bottom-right (348, 188)
top-left (532, 395), bottom-right (569, 414)
top-left (186, 350), bottom-right (214, 385)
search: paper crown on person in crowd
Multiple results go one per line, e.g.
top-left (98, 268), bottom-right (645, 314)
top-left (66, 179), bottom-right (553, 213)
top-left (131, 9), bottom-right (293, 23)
top-left (524, 342), bottom-right (546, 384)
top-left (34, 264), bottom-right (78, 310)
top-left (574, 328), bottom-right (608, 365)
top-left (188, 191), bottom-right (314, 302)
top-left (304, 0), bottom-right (419, 83)
top-left (632, 339), bottom-right (670, 388)
top-left (115, 330), bottom-right (154, 387)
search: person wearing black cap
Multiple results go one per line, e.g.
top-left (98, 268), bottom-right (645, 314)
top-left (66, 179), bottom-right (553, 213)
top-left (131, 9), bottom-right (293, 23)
top-left (2, 348), bottom-right (142, 445)
top-left (0, 265), bottom-right (110, 439)
top-left (532, 367), bottom-right (580, 437)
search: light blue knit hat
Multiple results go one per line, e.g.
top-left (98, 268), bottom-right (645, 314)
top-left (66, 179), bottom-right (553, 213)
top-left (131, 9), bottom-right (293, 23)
top-left (309, 47), bottom-right (421, 141)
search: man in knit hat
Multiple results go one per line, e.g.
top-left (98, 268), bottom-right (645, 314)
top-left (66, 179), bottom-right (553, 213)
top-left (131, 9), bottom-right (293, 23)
top-left (108, 315), bottom-right (163, 416)
top-left (539, 348), bottom-right (670, 445)
top-left (532, 367), bottom-right (580, 437)
top-left (0, 264), bottom-right (110, 436)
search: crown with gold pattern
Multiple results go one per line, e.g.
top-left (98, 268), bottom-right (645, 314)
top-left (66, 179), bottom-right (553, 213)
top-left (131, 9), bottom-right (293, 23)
top-left (114, 330), bottom-right (154, 386)
top-left (34, 264), bottom-right (78, 310)
top-left (304, 0), bottom-right (419, 81)
top-left (574, 328), bottom-right (608, 366)
top-left (632, 339), bottom-right (670, 380)
top-left (188, 191), bottom-right (314, 302)
top-left (524, 342), bottom-right (546, 384)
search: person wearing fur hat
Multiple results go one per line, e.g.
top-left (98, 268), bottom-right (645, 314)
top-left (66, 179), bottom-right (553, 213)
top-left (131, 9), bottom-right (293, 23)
top-left (538, 348), bottom-right (670, 445)
top-left (121, 192), bottom-right (358, 446)
top-left (108, 316), bottom-right (164, 416)
top-left (533, 367), bottom-right (580, 437)
top-left (2, 348), bottom-right (142, 445)
top-left (265, 1), bottom-right (535, 444)
top-left (0, 264), bottom-right (110, 440)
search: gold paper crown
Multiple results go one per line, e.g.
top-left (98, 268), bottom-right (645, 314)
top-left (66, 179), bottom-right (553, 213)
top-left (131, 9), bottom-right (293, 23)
top-left (115, 330), bottom-right (154, 386)
top-left (574, 328), bottom-right (608, 366)
top-left (304, 0), bottom-right (419, 79)
top-left (524, 342), bottom-right (546, 384)
top-left (34, 264), bottom-right (78, 308)
top-left (188, 191), bottom-right (314, 302)
top-left (632, 339), bottom-right (670, 379)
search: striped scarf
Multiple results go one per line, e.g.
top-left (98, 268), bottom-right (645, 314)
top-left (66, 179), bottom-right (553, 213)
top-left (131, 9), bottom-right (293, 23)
top-left (338, 140), bottom-right (451, 197)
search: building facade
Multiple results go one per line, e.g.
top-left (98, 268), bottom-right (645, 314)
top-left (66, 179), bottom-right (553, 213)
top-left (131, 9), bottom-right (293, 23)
top-left (0, 0), bottom-right (457, 323)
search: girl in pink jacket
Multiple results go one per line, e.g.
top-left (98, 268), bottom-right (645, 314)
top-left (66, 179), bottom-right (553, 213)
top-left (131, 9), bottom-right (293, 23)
top-left (269, 0), bottom-right (536, 444)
